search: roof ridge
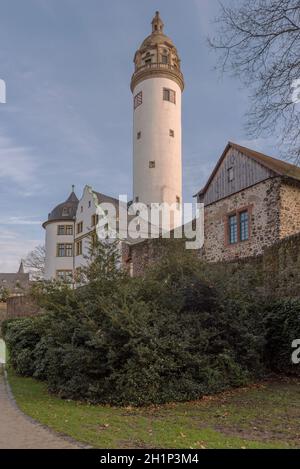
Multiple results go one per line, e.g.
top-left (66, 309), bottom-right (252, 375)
top-left (195, 141), bottom-right (300, 197)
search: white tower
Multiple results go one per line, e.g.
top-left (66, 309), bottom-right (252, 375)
top-left (131, 12), bottom-right (184, 229)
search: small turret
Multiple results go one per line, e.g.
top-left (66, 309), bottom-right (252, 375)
top-left (152, 11), bottom-right (164, 34)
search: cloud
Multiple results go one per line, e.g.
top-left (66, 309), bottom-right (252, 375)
top-left (0, 133), bottom-right (38, 186)
top-left (0, 216), bottom-right (42, 226)
top-left (0, 228), bottom-right (40, 272)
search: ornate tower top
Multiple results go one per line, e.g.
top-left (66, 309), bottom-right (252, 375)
top-left (130, 12), bottom-right (184, 92)
top-left (152, 11), bottom-right (164, 33)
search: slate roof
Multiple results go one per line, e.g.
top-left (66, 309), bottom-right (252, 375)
top-left (43, 190), bottom-right (79, 227)
top-left (0, 273), bottom-right (30, 292)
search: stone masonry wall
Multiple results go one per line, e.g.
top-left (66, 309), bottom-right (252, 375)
top-left (201, 177), bottom-right (282, 263)
top-left (6, 295), bottom-right (40, 319)
top-left (279, 179), bottom-right (300, 239)
top-left (125, 231), bottom-right (300, 299)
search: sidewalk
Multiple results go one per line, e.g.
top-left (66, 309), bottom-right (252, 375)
top-left (0, 366), bottom-right (79, 449)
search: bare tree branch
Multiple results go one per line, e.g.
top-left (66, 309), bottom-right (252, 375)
top-left (209, 0), bottom-right (300, 162)
top-left (24, 245), bottom-right (46, 280)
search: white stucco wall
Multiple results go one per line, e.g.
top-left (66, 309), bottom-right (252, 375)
top-left (133, 77), bottom-right (182, 227)
top-left (74, 186), bottom-right (98, 271)
top-left (44, 221), bottom-right (75, 280)
top-left (74, 186), bottom-right (121, 272)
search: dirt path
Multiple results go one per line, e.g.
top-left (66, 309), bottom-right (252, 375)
top-left (0, 366), bottom-right (79, 449)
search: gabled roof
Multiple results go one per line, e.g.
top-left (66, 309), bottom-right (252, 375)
top-left (195, 142), bottom-right (300, 197)
top-left (93, 191), bottom-right (120, 207)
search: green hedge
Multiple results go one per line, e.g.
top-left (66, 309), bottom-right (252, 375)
top-left (2, 242), bottom-right (299, 406)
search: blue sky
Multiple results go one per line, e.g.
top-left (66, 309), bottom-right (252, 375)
top-left (0, 0), bottom-right (279, 272)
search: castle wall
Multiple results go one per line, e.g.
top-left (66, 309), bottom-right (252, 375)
top-left (201, 177), bottom-right (282, 263)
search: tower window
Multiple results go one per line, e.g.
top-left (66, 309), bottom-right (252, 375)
top-left (169, 129), bottom-right (175, 137)
top-left (135, 196), bottom-right (139, 203)
top-left (134, 91), bottom-right (143, 109)
top-left (57, 243), bottom-right (73, 257)
top-left (137, 131), bottom-right (141, 140)
top-left (149, 161), bottom-right (155, 168)
top-left (56, 270), bottom-right (73, 283)
top-left (57, 225), bottom-right (73, 235)
top-left (163, 88), bottom-right (176, 104)
top-left (65, 225), bottom-right (73, 235)
top-left (161, 55), bottom-right (168, 64)
top-left (145, 58), bottom-right (152, 64)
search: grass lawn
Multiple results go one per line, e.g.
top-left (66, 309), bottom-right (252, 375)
top-left (7, 370), bottom-right (300, 449)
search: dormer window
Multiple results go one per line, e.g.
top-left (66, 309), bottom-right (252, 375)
top-left (62, 207), bottom-right (69, 216)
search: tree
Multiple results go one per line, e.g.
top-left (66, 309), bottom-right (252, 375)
top-left (209, 0), bottom-right (300, 162)
top-left (0, 287), bottom-right (10, 302)
top-left (24, 245), bottom-right (46, 280)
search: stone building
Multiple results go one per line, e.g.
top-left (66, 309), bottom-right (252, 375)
top-left (195, 142), bottom-right (300, 263)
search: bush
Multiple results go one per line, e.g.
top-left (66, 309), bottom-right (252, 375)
top-left (264, 299), bottom-right (300, 375)
top-left (3, 241), bottom-right (298, 406)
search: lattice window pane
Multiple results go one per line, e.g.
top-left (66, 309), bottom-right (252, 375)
top-left (229, 215), bottom-right (238, 244)
top-left (240, 211), bottom-right (249, 241)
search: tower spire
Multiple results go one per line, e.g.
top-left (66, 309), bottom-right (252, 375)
top-left (18, 260), bottom-right (25, 274)
top-left (152, 11), bottom-right (164, 34)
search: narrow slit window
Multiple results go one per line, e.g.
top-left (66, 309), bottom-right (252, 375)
top-left (149, 161), bottom-right (155, 168)
top-left (134, 91), bottom-right (143, 109)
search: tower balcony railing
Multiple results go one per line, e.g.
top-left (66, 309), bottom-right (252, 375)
top-left (134, 62), bottom-right (183, 78)
top-left (131, 62), bottom-right (184, 91)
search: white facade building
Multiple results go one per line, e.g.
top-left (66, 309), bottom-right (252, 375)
top-left (43, 12), bottom-right (184, 281)
top-left (74, 186), bottom-right (120, 274)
